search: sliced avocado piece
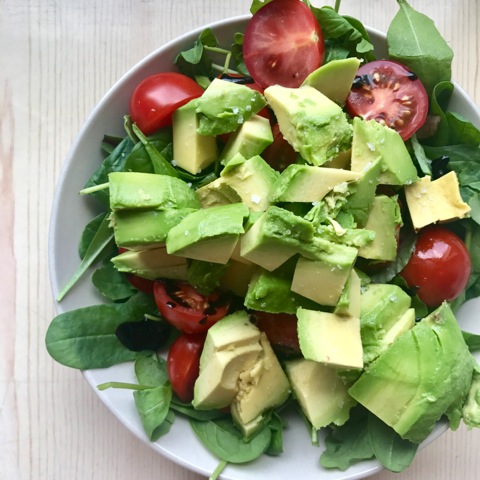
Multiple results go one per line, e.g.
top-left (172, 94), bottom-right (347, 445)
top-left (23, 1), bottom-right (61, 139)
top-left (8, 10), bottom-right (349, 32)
top-left (195, 78), bottom-right (267, 136)
top-left (172, 99), bottom-right (217, 174)
top-left (111, 208), bottom-right (196, 250)
top-left (351, 117), bottom-right (417, 185)
top-left (269, 164), bottom-right (361, 203)
top-left (358, 194), bottom-right (402, 262)
top-left (196, 177), bottom-right (242, 209)
top-left (231, 333), bottom-right (290, 426)
top-left (220, 260), bottom-right (258, 297)
top-left (166, 203), bottom-right (249, 264)
top-left (219, 114), bottom-right (273, 165)
top-left (334, 269), bottom-right (362, 318)
top-left (108, 172), bottom-right (200, 211)
top-left (111, 246), bottom-right (188, 280)
top-left (297, 308), bottom-right (363, 369)
top-left (302, 57), bottom-right (362, 105)
top-left (284, 358), bottom-right (356, 429)
top-left (463, 365), bottom-right (480, 429)
top-left (349, 302), bottom-right (475, 443)
top-left (264, 84), bottom-right (353, 166)
top-left (359, 283), bottom-right (412, 364)
top-left (381, 307), bottom-right (416, 348)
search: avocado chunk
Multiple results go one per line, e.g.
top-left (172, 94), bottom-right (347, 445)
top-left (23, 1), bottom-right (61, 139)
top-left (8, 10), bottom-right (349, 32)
top-left (111, 246), bottom-right (188, 280)
top-left (348, 302), bottom-right (475, 443)
top-left (111, 208), bottom-right (196, 250)
top-left (302, 57), bottom-right (362, 106)
top-left (166, 203), bottom-right (249, 264)
top-left (108, 172), bottom-right (200, 211)
top-left (334, 269), bottom-right (362, 317)
top-left (404, 171), bottom-right (471, 230)
top-left (350, 117), bottom-right (417, 186)
top-left (297, 308), bottom-right (364, 369)
top-left (269, 164), bottom-right (361, 203)
top-left (172, 99), bottom-right (218, 174)
top-left (463, 365), bottom-right (480, 429)
top-left (264, 84), bottom-right (353, 166)
top-left (219, 114), bottom-right (273, 165)
top-left (195, 177), bottom-right (242, 209)
top-left (195, 78), bottom-right (267, 136)
top-left (285, 358), bottom-right (356, 429)
top-left (359, 283), bottom-right (413, 364)
top-left (358, 194), bottom-right (402, 262)
top-left (220, 260), bottom-right (258, 297)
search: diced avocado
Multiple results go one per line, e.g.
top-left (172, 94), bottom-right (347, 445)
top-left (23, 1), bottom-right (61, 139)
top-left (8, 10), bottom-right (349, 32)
top-left (219, 114), bottom-right (273, 164)
top-left (111, 208), bottom-right (196, 250)
top-left (323, 148), bottom-right (351, 169)
top-left (231, 333), bottom-right (290, 427)
top-left (358, 194), bottom-right (402, 262)
top-left (297, 308), bottom-right (363, 369)
top-left (404, 171), bottom-right (471, 230)
top-left (220, 260), bottom-right (258, 297)
top-left (196, 177), bottom-right (242, 209)
top-left (334, 269), bottom-right (362, 318)
top-left (349, 302), bottom-right (475, 443)
top-left (350, 117), bottom-right (417, 185)
top-left (381, 307), bottom-right (416, 348)
top-left (302, 57), bottom-right (362, 105)
top-left (166, 203), bottom-right (249, 264)
top-left (195, 78), bottom-right (267, 136)
top-left (284, 358), bottom-right (356, 429)
top-left (240, 206), bottom-right (315, 271)
top-left (463, 365), bottom-right (480, 429)
top-left (108, 172), bottom-right (200, 211)
top-left (172, 99), bottom-right (217, 174)
top-left (291, 242), bottom-right (358, 306)
top-left (359, 283), bottom-right (412, 364)
top-left (264, 84), bottom-right (353, 166)
top-left (344, 159), bottom-right (382, 228)
top-left (269, 164), bottom-right (361, 203)
top-left (111, 246), bottom-right (188, 280)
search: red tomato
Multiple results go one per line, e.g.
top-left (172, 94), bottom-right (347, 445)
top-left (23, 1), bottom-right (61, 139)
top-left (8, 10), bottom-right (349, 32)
top-left (400, 226), bottom-right (471, 307)
top-left (253, 311), bottom-right (301, 355)
top-left (125, 274), bottom-right (154, 295)
top-left (346, 60), bottom-right (428, 140)
top-left (153, 279), bottom-right (231, 334)
top-left (262, 123), bottom-right (298, 171)
top-left (129, 72), bottom-right (204, 135)
top-left (243, 0), bottom-right (325, 88)
top-left (167, 333), bottom-right (206, 403)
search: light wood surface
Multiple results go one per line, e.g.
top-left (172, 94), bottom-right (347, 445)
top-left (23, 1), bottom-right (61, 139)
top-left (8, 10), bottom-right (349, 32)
top-left (2, 0), bottom-right (479, 479)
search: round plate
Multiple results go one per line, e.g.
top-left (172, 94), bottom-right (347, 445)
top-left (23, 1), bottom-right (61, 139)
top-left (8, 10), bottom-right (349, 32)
top-left (49, 14), bottom-right (480, 480)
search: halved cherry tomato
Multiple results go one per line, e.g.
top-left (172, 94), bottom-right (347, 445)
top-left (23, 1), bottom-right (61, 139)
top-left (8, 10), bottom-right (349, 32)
top-left (129, 72), bottom-right (204, 135)
top-left (153, 279), bottom-right (231, 334)
top-left (262, 123), bottom-right (298, 171)
top-left (400, 225), bottom-right (471, 307)
top-left (167, 332), bottom-right (206, 403)
top-left (346, 60), bottom-right (428, 140)
top-left (253, 311), bottom-right (300, 355)
top-left (243, 0), bottom-right (325, 88)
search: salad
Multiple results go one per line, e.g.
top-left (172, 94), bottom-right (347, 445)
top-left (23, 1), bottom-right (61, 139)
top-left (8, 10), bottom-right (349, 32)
top-left (47, 0), bottom-right (480, 478)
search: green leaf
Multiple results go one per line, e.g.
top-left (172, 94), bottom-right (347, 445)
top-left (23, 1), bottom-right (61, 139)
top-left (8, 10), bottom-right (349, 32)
top-left (170, 400), bottom-right (227, 421)
top-left (387, 0), bottom-right (453, 95)
top-left (91, 262), bottom-right (137, 301)
top-left (45, 292), bottom-right (157, 369)
top-left (134, 354), bottom-right (169, 388)
top-left (446, 112), bottom-right (480, 146)
top-left (462, 331), bottom-right (480, 353)
top-left (410, 135), bottom-right (431, 175)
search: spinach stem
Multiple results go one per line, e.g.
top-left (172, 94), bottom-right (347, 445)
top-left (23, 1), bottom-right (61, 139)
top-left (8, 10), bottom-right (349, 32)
top-left (209, 460), bottom-right (228, 480)
top-left (97, 381), bottom-right (152, 391)
top-left (334, 0), bottom-right (341, 13)
top-left (80, 182), bottom-right (109, 195)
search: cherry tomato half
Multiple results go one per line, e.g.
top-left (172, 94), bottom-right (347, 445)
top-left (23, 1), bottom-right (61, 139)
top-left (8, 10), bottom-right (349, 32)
top-left (253, 311), bottom-right (301, 355)
top-left (346, 60), bottom-right (428, 140)
top-left (153, 279), bottom-right (231, 334)
top-left (243, 0), bottom-right (325, 88)
top-left (400, 226), bottom-right (471, 307)
top-left (167, 332), bottom-right (206, 403)
top-left (129, 72), bottom-right (204, 135)
top-left (262, 123), bottom-right (298, 171)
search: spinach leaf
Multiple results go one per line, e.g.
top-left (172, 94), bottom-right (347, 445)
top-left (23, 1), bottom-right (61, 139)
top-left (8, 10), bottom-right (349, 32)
top-left (170, 400), bottom-right (227, 421)
top-left (133, 385), bottom-right (174, 441)
top-left (56, 213), bottom-right (114, 301)
top-left (190, 417), bottom-right (272, 463)
top-left (231, 33), bottom-right (249, 76)
top-left (446, 111), bottom-right (480, 146)
top-left (387, 0), bottom-right (453, 95)
top-left (134, 354), bottom-right (169, 387)
top-left (46, 292), bottom-right (157, 369)
top-left (410, 135), bottom-right (431, 175)
top-left (265, 412), bottom-right (285, 456)
top-left (367, 414), bottom-right (418, 472)
top-left (462, 331), bottom-right (480, 353)
top-left (78, 212), bottom-right (110, 259)
top-left (91, 261), bottom-right (137, 301)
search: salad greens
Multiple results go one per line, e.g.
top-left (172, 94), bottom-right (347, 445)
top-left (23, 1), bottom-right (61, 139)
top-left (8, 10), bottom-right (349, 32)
top-left (47, 0), bottom-right (480, 478)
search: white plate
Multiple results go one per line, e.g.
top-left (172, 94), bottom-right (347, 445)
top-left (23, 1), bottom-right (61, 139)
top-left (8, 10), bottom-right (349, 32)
top-left (49, 14), bottom-right (480, 480)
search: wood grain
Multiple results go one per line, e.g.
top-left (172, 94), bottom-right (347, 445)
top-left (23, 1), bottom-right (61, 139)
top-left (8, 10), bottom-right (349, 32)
top-left (1, 1), bottom-right (479, 479)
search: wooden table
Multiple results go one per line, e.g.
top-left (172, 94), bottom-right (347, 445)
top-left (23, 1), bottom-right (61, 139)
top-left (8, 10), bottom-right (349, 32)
top-left (2, 0), bottom-right (479, 479)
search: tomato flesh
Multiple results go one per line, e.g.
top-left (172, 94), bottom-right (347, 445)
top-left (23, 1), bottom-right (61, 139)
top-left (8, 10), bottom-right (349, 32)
top-left (129, 72), bottom-right (204, 135)
top-left (153, 279), bottom-right (231, 334)
top-left (243, 0), bottom-right (325, 88)
top-left (253, 311), bottom-right (300, 355)
top-left (400, 226), bottom-right (471, 307)
top-left (167, 333), bottom-right (206, 403)
top-left (262, 123), bottom-right (298, 171)
top-left (346, 60), bottom-right (428, 140)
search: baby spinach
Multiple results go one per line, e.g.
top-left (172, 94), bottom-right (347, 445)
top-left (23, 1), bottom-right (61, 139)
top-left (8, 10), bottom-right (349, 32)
top-left (387, 0), bottom-right (453, 95)
top-left (91, 261), bottom-right (137, 301)
top-left (134, 354), bottom-right (169, 387)
top-left (46, 292), bottom-right (157, 369)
